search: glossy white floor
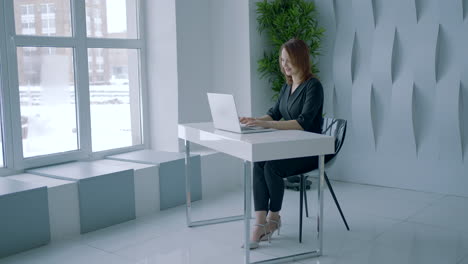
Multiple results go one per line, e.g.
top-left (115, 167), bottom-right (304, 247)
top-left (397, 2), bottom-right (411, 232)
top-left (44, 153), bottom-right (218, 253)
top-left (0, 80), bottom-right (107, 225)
top-left (2, 180), bottom-right (468, 264)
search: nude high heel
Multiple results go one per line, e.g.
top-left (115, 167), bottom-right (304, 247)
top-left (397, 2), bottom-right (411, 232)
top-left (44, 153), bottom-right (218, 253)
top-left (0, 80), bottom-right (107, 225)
top-left (261, 216), bottom-right (282, 241)
top-left (241, 223), bottom-right (271, 249)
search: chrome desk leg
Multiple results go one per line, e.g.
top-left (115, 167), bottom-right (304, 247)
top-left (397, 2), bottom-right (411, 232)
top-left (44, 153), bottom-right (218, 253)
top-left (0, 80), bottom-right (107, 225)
top-left (318, 155), bottom-right (325, 254)
top-left (184, 140), bottom-right (244, 227)
top-left (244, 160), bottom-right (251, 264)
top-left (185, 140), bottom-right (192, 226)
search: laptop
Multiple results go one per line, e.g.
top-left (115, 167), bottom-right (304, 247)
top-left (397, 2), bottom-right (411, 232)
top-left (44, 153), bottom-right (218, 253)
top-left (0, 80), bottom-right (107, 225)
top-left (207, 93), bottom-right (276, 134)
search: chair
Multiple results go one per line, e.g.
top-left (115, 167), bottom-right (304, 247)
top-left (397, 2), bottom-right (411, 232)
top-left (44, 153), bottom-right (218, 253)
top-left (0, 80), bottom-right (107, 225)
top-left (293, 117), bottom-right (350, 243)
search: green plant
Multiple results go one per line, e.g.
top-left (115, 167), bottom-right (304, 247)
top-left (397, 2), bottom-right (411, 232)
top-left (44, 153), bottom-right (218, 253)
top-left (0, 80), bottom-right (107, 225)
top-left (256, 0), bottom-right (324, 99)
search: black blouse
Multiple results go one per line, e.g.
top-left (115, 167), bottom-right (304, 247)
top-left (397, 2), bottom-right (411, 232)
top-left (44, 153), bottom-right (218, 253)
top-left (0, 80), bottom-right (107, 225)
top-left (266, 77), bottom-right (324, 133)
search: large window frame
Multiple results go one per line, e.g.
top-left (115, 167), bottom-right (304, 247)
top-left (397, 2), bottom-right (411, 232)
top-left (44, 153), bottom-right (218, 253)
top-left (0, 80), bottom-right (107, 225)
top-left (0, 0), bottom-right (149, 172)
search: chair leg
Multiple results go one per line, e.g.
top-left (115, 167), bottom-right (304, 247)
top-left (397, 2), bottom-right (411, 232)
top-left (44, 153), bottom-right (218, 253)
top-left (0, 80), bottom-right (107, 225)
top-left (299, 175), bottom-right (304, 243)
top-left (304, 175), bottom-right (309, 218)
top-left (324, 172), bottom-right (350, 231)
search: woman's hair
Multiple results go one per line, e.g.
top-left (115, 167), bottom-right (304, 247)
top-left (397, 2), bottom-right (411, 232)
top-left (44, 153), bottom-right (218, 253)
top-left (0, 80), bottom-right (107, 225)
top-left (279, 38), bottom-right (313, 85)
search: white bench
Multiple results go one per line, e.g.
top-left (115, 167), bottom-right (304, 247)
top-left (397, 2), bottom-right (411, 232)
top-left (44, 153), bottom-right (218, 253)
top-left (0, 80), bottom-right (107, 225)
top-left (7, 173), bottom-right (79, 241)
top-left (28, 161), bottom-right (136, 234)
top-left (107, 149), bottom-right (202, 210)
top-left (0, 177), bottom-right (50, 258)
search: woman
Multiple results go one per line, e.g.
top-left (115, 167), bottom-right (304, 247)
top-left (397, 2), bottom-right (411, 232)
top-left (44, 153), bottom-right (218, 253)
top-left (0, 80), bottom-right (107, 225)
top-left (240, 38), bottom-right (324, 249)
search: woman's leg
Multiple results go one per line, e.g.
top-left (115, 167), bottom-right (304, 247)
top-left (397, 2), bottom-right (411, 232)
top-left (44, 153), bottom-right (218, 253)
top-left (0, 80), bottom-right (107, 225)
top-left (263, 156), bottom-right (318, 212)
top-left (251, 162), bottom-right (269, 241)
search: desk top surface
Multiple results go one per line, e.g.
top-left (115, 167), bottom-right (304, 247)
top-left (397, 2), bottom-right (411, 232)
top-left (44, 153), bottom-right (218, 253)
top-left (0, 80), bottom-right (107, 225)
top-left (179, 122), bottom-right (334, 162)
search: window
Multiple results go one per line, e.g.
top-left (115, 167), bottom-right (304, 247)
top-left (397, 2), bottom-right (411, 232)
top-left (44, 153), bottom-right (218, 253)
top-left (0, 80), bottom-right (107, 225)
top-left (20, 4), bottom-right (36, 35)
top-left (40, 3), bottom-right (56, 36)
top-left (0, 0), bottom-right (145, 170)
top-left (15, 1), bottom-right (71, 37)
top-left (88, 48), bottom-right (141, 151)
top-left (18, 47), bottom-right (78, 157)
top-left (86, 0), bottom-right (138, 39)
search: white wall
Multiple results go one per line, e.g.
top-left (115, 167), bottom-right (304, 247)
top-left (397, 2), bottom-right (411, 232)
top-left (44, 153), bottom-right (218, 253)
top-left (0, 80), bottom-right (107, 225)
top-left (145, 0), bottom-right (179, 152)
top-left (147, 0), bottom-right (254, 152)
top-left (249, 0), bottom-right (276, 118)
top-left (314, 0), bottom-right (468, 196)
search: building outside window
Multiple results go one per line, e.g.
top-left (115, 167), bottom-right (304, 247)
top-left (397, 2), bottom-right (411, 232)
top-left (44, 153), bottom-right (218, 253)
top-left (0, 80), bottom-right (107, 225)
top-left (40, 3), bottom-right (56, 35)
top-left (0, 0), bottom-right (145, 170)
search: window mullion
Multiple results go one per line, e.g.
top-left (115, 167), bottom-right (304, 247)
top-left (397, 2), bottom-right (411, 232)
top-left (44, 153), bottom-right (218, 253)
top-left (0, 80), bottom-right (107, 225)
top-left (72, 0), bottom-right (92, 156)
top-left (86, 38), bottom-right (143, 49)
top-left (0, 0), bottom-right (16, 172)
top-left (14, 35), bottom-right (76, 47)
top-left (4, 0), bottom-right (26, 169)
top-left (138, 0), bottom-right (150, 149)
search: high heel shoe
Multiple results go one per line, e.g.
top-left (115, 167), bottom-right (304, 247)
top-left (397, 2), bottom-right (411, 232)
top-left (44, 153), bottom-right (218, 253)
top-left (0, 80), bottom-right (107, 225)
top-left (261, 216), bottom-right (282, 241)
top-left (241, 223), bottom-right (270, 249)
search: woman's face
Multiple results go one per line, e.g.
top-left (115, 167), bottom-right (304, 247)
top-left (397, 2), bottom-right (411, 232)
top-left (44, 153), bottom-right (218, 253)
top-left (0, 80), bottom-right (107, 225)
top-left (281, 48), bottom-right (299, 77)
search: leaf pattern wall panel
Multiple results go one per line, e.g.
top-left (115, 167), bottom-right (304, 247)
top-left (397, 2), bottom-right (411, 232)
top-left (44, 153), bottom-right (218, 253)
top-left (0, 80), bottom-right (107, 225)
top-left (435, 24), bottom-right (465, 161)
top-left (463, 81), bottom-right (468, 161)
top-left (416, 0), bottom-right (438, 24)
top-left (436, 79), bottom-right (463, 161)
top-left (438, 0), bottom-right (463, 25)
top-left (352, 0), bottom-right (375, 81)
top-left (462, 23), bottom-right (468, 160)
top-left (352, 80), bottom-right (375, 151)
top-left (351, 0), bottom-right (376, 151)
top-left (409, 24), bottom-right (439, 159)
top-left (370, 25), bottom-right (394, 150)
top-left (464, 0), bottom-right (468, 21)
top-left (388, 79), bottom-right (417, 158)
top-left (392, 0), bottom-right (417, 26)
top-left (372, 0), bottom-right (396, 26)
top-left (314, 0), bottom-right (337, 84)
top-left (332, 0), bottom-right (354, 121)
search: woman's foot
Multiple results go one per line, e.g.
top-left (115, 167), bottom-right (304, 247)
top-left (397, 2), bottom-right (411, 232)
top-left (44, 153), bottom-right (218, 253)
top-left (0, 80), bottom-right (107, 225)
top-left (242, 223), bottom-right (270, 249)
top-left (268, 215), bottom-right (281, 235)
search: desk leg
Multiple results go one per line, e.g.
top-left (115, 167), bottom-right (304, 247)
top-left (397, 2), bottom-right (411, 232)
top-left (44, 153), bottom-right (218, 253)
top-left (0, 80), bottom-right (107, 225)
top-left (317, 155), bottom-right (325, 254)
top-left (185, 140), bottom-right (192, 227)
top-left (184, 140), bottom-right (244, 227)
top-left (244, 160), bottom-right (252, 264)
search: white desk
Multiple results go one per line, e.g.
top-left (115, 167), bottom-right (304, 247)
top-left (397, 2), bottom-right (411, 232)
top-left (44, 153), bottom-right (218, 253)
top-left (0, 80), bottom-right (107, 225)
top-left (178, 122), bottom-right (335, 264)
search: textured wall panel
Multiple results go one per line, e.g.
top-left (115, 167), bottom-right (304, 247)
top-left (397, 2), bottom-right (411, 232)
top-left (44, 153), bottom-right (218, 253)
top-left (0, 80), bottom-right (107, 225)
top-left (373, 0), bottom-right (395, 26)
top-left (416, 0), bottom-right (438, 24)
top-left (436, 79), bottom-right (463, 161)
top-left (322, 81), bottom-right (335, 117)
top-left (401, 24), bottom-right (438, 157)
top-left (352, 80), bottom-right (375, 150)
top-left (463, 82), bottom-right (468, 160)
top-left (393, 0), bottom-right (417, 26)
top-left (315, 0), bottom-right (468, 196)
top-left (351, 31), bottom-right (359, 83)
top-left (389, 79), bottom-right (417, 158)
top-left (315, 0), bottom-right (337, 84)
top-left (465, 0), bottom-right (468, 21)
top-left (436, 24), bottom-right (453, 82)
top-left (438, 0), bottom-right (463, 24)
top-left (332, 27), bottom-right (354, 120)
top-left (352, 0), bottom-right (376, 28)
top-left (370, 25), bottom-right (394, 149)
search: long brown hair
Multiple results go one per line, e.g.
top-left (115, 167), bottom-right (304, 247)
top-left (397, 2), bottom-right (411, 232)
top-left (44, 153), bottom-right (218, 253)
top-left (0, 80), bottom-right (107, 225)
top-left (279, 38), bottom-right (313, 85)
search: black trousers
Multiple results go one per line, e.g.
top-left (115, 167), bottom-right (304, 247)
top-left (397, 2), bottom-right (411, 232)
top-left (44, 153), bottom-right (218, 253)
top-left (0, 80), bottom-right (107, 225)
top-left (253, 156), bottom-right (318, 212)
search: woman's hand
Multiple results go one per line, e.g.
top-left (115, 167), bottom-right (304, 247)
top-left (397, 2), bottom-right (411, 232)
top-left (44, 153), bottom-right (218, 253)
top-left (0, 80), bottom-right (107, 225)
top-left (239, 117), bottom-right (256, 124)
top-left (245, 119), bottom-right (270, 128)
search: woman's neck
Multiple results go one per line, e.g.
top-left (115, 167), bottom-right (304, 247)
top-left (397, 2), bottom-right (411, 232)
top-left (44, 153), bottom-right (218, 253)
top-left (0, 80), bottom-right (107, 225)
top-left (292, 74), bottom-right (302, 87)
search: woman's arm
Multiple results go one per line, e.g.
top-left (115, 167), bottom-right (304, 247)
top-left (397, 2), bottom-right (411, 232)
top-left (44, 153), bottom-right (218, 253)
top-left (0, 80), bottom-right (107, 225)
top-left (246, 118), bottom-right (303, 130)
top-left (239, 115), bottom-right (273, 124)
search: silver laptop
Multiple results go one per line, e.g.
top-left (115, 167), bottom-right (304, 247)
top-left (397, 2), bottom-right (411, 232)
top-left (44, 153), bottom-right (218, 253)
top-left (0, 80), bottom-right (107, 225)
top-left (207, 93), bottom-right (276, 134)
